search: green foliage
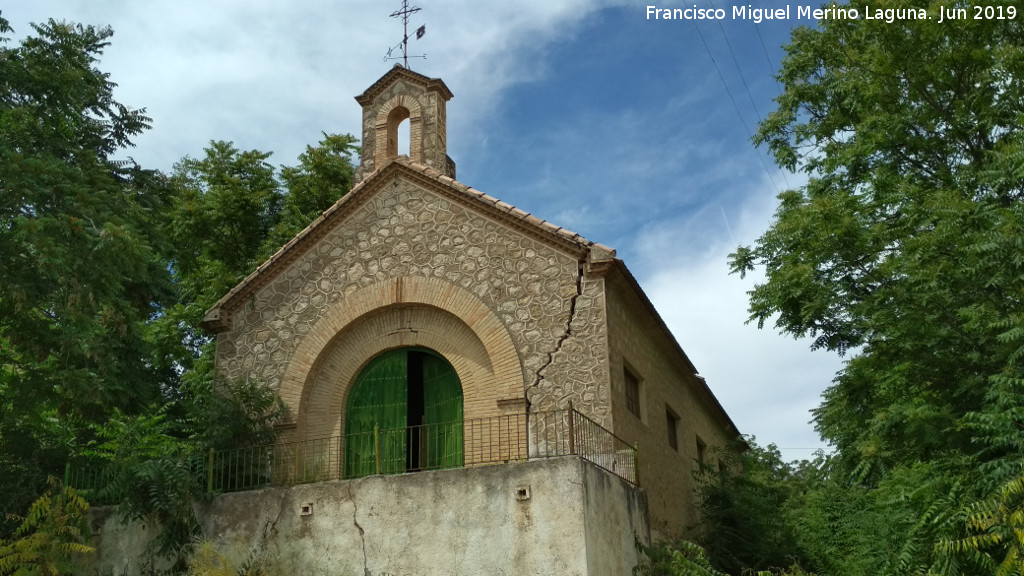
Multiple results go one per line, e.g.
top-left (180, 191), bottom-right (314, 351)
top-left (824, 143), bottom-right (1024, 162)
top-left (939, 468), bottom-right (1024, 576)
top-left (734, 0), bottom-right (1023, 473)
top-left (162, 133), bottom-right (355, 317)
top-left (80, 378), bottom-right (283, 565)
top-left (634, 540), bottom-right (731, 576)
top-left (84, 406), bottom-right (199, 564)
top-left (0, 478), bottom-right (94, 576)
top-left (0, 14), bottom-right (172, 535)
top-left (728, 1), bottom-right (1024, 574)
top-left (152, 134), bottom-right (355, 387)
top-left (166, 141), bottom-right (280, 296)
top-left (0, 11), bottom-right (350, 564)
top-left (694, 441), bottom-right (811, 574)
top-left (186, 377), bottom-right (285, 452)
top-left (267, 133), bottom-right (357, 252)
top-left (0, 17), bottom-right (171, 417)
top-left (635, 539), bottom-right (814, 576)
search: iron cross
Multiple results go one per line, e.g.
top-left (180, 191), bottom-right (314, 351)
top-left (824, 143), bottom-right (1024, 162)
top-left (386, 0), bottom-right (427, 69)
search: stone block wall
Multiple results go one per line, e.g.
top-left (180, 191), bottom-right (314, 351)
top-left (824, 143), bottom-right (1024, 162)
top-left (603, 266), bottom-right (737, 539)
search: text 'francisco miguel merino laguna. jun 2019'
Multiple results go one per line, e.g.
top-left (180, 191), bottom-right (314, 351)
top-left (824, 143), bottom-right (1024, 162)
top-left (645, 4), bottom-right (1017, 24)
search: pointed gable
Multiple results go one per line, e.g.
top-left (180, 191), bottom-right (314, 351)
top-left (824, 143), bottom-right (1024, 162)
top-left (201, 157), bottom-right (615, 332)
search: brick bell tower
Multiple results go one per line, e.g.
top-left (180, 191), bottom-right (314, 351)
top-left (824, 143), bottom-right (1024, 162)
top-left (353, 65), bottom-right (456, 183)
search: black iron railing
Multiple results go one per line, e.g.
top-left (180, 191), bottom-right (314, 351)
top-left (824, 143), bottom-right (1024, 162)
top-left (68, 408), bottom-right (638, 500)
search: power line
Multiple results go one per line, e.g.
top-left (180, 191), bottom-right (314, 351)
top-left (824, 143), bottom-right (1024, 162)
top-left (689, 16), bottom-right (782, 194)
top-left (707, 0), bottom-right (791, 190)
top-left (754, 21), bottom-right (782, 97)
top-left (708, 0), bottom-right (767, 126)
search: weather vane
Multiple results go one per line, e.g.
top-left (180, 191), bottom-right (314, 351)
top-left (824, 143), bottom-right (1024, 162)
top-left (385, 0), bottom-right (427, 69)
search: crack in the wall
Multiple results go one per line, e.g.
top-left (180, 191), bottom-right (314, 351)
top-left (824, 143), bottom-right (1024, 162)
top-left (526, 259), bottom-right (586, 408)
top-left (347, 480), bottom-right (371, 576)
top-left (261, 492), bottom-right (288, 542)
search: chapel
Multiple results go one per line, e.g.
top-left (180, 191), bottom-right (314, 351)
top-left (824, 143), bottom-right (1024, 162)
top-left (190, 65), bottom-right (740, 575)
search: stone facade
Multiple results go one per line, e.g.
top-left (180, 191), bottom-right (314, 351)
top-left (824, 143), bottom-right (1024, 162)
top-left (201, 66), bottom-right (739, 542)
top-left (354, 65), bottom-right (455, 182)
top-left (204, 159), bottom-right (616, 440)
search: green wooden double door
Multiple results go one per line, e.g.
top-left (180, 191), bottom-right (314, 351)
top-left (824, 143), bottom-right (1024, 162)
top-left (343, 348), bottom-right (463, 477)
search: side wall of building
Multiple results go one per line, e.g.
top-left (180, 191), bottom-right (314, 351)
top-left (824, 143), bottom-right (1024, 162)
top-left (603, 267), bottom-right (736, 539)
top-left (90, 458), bottom-right (648, 576)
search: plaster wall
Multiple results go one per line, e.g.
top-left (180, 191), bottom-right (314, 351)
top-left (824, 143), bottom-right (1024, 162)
top-left (91, 458), bottom-right (648, 576)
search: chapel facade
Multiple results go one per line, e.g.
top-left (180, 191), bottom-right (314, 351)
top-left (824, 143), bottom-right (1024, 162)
top-left (195, 66), bottom-right (739, 573)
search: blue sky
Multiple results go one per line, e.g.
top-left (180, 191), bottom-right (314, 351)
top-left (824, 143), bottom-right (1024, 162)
top-left (4, 1), bottom-right (845, 461)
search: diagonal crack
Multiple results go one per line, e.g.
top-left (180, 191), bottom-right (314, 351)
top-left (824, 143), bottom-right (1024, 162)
top-left (527, 258), bottom-right (585, 407)
top-left (261, 491), bottom-right (288, 542)
top-left (347, 480), bottom-right (371, 576)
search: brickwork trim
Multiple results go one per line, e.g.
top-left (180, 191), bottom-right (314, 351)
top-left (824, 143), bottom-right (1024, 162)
top-left (278, 276), bottom-right (525, 440)
top-left (373, 94), bottom-right (424, 165)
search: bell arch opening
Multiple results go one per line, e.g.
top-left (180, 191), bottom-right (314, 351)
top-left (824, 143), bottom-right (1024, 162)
top-left (343, 347), bottom-right (463, 477)
top-left (385, 106), bottom-right (411, 159)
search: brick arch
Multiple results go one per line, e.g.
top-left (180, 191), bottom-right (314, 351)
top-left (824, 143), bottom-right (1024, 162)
top-left (278, 276), bottom-right (524, 441)
top-left (374, 94), bottom-right (423, 165)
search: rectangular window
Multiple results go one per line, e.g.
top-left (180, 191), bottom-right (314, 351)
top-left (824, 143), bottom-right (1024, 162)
top-left (666, 407), bottom-right (680, 451)
top-left (624, 367), bottom-right (642, 420)
top-left (696, 436), bottom-right (707, 464)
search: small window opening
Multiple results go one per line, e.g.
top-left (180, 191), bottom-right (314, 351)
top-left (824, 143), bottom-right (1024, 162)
top-left (398, 118), bottom-right (411, 157)
top-left (666, 407), bottom-right (680, 451)
top-left (625, 366), bottom-right (643, 420)
top-left (696, 436), bottom-right (707, 464)
top-left (385, 106), bottom-right (411, 159)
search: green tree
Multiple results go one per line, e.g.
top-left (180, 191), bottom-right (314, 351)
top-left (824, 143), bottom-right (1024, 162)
top-left (0, 14), bottom-right (357, 566)
top-left (266, 133), bottom-right (357, 252)
top-left (0, 16), bottom-right (172, 532)
top-left (634, 540), bottom-right (731, 576)
top-left (154, 134), bottom-right (356, 380)
top-left (734, 0), bottom-right (1023, 476)
top-left (79, 378), bottom-right (284, 566)
top-left (730, 0), bottom-right (1024, 573)
top-left (0, 478), bottom-right (94, 576)
top-left (694, 441), bottom-right (812, 574)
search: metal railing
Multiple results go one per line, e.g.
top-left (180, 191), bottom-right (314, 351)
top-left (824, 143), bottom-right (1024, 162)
top-left (535, 408), bottom-right (640, 485)
top-left (69, 408), bottom-right (638, 499)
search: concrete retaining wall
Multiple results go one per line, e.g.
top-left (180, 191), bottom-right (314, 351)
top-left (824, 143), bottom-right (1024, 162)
top-left (91, 457), bottom-right (648, 576)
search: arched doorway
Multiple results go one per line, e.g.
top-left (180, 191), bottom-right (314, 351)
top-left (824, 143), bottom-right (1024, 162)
top-left (344, 347), bottom-right (463, 477)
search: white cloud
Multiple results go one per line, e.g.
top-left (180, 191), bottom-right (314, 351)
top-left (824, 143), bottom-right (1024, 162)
top-left (4, 1), bottom-right (624, 170)
top-left (638, 176), bottom-right (846, 462)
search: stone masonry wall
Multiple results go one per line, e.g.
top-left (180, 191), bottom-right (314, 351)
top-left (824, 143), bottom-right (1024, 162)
top-left (213, 172), bottom-right (612, 436)
top-left (357, 77), bottom-right (451, 181)
top-left (604, 268), bottom-right (736, 539)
